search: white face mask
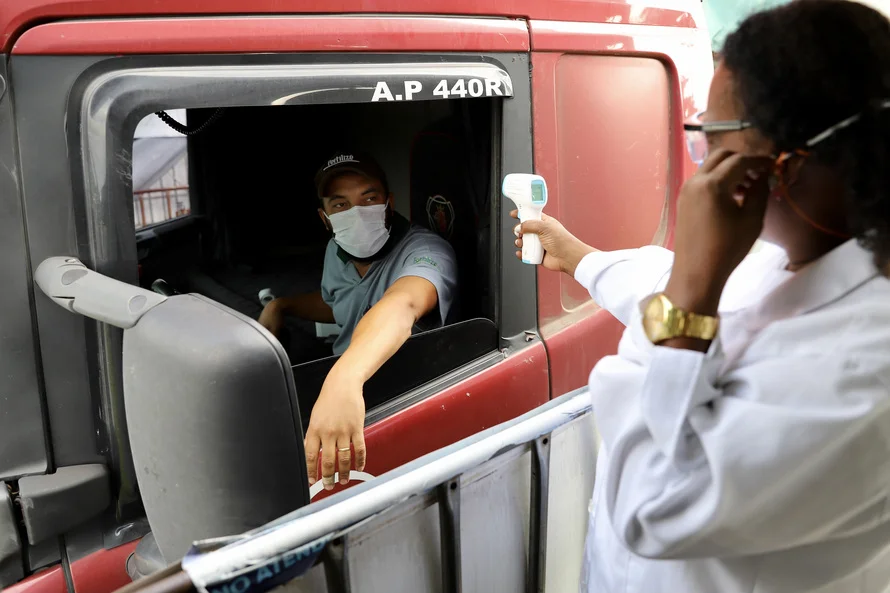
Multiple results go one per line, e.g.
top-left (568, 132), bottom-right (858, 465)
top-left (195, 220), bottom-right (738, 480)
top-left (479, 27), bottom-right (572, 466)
top-left (325, 202), bottom-right (391, 259)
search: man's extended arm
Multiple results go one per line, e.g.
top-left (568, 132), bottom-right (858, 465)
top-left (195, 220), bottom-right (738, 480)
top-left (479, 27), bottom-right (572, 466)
top-left (258, 290), bottom-right (335, 336)
top-left (304, 275), bottom-right (439, 488)
top-left (333, 276), bottom-right (437, 385)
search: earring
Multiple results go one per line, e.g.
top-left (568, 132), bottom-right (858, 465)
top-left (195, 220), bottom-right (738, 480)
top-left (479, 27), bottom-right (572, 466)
top-left (768, 175), bottom-right (781, 201)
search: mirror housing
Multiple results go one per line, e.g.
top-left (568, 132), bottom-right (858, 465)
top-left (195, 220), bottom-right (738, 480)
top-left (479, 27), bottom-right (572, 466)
top-left (35, 257), bottom-right (310, 562)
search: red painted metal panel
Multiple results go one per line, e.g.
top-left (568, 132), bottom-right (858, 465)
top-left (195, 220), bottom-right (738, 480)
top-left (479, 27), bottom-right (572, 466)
top-left (13, 16), bottom-right (529, 55)
top-left (3, 565), bottom-right (67, 593)
top-left (531, 51), bottom-right (565, 337)
top-left (545, 308), bottom-right (625, 397)
top-left (555, 54), bottom-right (671, 311)
top-left (1, 0), bottom-right (702, 53)
top-left (69, 540), bottom-right (139, 593)
top-left (4, 540), bottom-right (139, 593)
top-left (530, 19), bottom-right (712, 397)
top-left (312, 342), bottom-right (549, 501)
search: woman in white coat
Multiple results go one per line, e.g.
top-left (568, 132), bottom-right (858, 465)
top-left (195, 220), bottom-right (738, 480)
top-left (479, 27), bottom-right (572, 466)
top-left (515, 1), bottom-right (890, 591)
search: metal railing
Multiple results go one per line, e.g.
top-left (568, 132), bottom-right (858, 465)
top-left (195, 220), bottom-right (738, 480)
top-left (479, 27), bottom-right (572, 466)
top-left (133, 186), bottom-right (191, 229)
top-left (114, 388), bottom-right (596, 593)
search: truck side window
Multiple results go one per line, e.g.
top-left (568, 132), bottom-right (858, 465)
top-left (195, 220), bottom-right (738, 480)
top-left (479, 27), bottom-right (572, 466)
top-left (132, 111), bottom-right (192, 229)
top-left (130, 91), bottom-right (501, 424)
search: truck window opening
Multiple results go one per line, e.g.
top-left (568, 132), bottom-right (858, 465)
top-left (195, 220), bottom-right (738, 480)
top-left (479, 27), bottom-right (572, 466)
top-left (131, 98), bottom-right (498, 406)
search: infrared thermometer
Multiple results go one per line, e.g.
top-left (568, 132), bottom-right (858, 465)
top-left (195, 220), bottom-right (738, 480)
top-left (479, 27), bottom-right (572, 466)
top-left (502, 173), bottom-right (548, 265)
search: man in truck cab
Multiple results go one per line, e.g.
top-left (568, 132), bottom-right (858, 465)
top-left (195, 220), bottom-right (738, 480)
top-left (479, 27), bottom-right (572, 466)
top-left (258, 151), bottom-right (458, 490)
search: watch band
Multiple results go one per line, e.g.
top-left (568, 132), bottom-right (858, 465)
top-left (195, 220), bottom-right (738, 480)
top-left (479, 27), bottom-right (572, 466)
top-left (641, 293), bottom-right (719, 344)
top-left (679, 309), bottom-right (720, 340)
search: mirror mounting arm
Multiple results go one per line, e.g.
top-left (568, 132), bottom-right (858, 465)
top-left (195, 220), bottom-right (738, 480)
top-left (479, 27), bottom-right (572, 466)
top-left (34, 257), bottom-right (165, 329)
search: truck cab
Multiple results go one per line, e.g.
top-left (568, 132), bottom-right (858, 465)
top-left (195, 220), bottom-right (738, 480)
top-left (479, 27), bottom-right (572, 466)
top-left (0, 2), bottom-right (711, 592)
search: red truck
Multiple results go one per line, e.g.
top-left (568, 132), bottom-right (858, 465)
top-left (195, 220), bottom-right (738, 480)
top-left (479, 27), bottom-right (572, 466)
top-left (0, 1), bottom-right (712, 592)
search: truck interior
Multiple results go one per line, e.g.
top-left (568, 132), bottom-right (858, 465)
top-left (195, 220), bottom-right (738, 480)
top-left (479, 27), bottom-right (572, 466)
top-left (119, 96), bottom-right (504, 577)
top-left (132, 97), bottom-right (500, 424)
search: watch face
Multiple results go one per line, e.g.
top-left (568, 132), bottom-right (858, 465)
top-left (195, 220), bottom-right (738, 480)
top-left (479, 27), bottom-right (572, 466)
top-left (641, 293), bottom-right (673, 344)
top-left (640, 293), bottom-right (719, 343)
top-left (642, 293), bottom-right (669, 322)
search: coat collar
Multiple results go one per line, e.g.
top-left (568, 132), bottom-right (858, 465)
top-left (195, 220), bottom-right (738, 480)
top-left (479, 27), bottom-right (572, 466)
top-left (753, 238), bottom-right (880, 322)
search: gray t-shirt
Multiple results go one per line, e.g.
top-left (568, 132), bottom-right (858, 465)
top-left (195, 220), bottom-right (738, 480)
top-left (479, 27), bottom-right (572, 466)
top-left (321, 217), bottom-right (458, 355)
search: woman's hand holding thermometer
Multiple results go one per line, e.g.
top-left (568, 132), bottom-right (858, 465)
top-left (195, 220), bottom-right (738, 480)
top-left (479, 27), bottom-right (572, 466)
top-left (503, 174), bottom-right (548, 265)
top-left (507, 173), bottom-right (597, 275)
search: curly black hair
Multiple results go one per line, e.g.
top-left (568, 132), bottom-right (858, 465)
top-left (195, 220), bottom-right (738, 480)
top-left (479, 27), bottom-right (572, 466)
top-left (722, 0), bottom-right (890, 267)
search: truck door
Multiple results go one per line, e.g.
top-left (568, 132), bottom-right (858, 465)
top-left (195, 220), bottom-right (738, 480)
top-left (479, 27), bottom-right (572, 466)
top-left (529, 12), bottom-right (714, 396)
top-left (0, 56), bottom-right (65, 591)
top-left (0, 54), bottom-right (120, 593)
top-left (6, 15), bottom-right (546, 591)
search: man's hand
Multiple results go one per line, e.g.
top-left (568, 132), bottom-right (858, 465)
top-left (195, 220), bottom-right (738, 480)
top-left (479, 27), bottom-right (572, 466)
top-left (510, 210), bottom-right (596, 276)
top-left (665, 149), bottom-right (773, 316)
top-left (258, 299), bottom-right (286, 336)
top-left (304, 367), bottom-right (367, 489)
top-left (258, 292), bottom-right (335, 337)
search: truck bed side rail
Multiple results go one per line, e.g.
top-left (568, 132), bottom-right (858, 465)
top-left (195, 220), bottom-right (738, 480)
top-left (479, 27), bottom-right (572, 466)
top-left (117, 388), bottom-right (598, 593)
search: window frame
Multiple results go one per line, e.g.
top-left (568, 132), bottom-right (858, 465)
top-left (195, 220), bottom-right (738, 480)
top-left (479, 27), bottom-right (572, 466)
top-left (65, 52), bottom-right (537, 457)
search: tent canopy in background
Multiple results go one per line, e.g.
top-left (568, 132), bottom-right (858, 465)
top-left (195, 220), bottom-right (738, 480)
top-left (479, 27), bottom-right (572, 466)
top-left (703, 0), bottom-right (792, 51)
top-left (703, 0), bottom-right (890, 52)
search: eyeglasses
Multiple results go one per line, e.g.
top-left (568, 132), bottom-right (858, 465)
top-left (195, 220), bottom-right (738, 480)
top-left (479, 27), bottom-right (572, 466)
top-left (683, 103), bottom-right (890, 241)
top-left (682, 112), bottom-right (751, 166)
top-left (683, 99), bottom-right (890, 166)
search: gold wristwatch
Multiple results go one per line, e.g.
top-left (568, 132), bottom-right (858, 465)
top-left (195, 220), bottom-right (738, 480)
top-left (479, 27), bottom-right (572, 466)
top-left (640, 292), bottom-right (719, 344)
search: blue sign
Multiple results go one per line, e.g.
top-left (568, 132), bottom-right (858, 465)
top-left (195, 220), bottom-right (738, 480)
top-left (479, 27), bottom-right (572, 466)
top-left (185, 535), bottom-right (331, 593)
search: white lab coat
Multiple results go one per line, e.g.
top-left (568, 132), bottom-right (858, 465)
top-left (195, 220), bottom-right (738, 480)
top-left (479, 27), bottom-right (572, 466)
top-left (578, 239), bottom-right (890, 593)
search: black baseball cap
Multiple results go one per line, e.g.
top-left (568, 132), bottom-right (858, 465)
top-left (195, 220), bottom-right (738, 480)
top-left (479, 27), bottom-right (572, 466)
top-left (314, 151), bottom-right (390, 198)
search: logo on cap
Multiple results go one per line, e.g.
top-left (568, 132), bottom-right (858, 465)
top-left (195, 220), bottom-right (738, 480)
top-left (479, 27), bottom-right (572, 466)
top-left (325, 154), bottom-right (357, 170)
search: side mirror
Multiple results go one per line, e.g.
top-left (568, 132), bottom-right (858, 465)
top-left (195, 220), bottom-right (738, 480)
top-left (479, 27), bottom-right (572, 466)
top-left (35, 258), bottom-right (310, 562)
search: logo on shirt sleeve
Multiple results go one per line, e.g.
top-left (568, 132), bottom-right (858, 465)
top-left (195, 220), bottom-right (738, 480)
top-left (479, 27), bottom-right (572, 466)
top-left (413, 256), bottom-right (439, 268)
